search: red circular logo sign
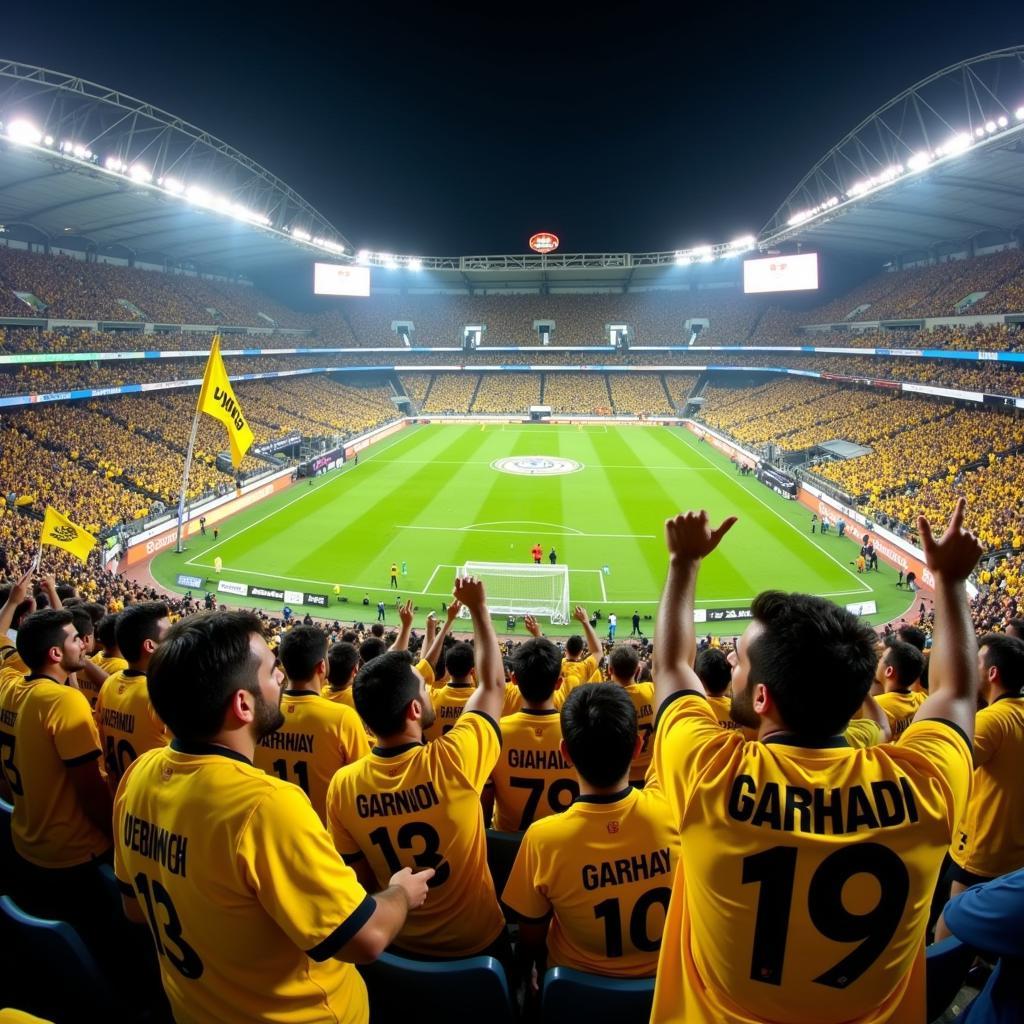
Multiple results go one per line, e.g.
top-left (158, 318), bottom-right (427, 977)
top-left (529, 232), bottom-right (559, 254)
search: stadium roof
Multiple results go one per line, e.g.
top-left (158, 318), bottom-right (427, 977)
top-left (760, 47), bottom-right (1024, 259)
top-left (0, 60), bottom-right (351, 274)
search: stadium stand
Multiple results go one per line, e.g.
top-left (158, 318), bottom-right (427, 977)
top-left (542, 373), bottom-right (612, 415)
top-left (469, 373), bottom-right (541, 413)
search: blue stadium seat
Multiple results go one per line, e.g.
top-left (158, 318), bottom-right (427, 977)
top-left (927, 935), bottom-right (976, 1023)
top-left (486, 828), bottom-right (522, 899)
top-left (360, 952), bottom-right (515, 1024)
top-left (0, 894), bottom-right (114, 1018)
top-left (0, 798), bottom-right (13, 893)
top-left (542, 966), bottom-right (655, 1024)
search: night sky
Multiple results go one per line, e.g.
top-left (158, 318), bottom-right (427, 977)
top-left (3, 2), bottom-right (1020, 256)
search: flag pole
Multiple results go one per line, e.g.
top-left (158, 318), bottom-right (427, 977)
top-left (174, 409), bottom-right (202, 554)
top-left (175, 336), bottom-right (216, 554)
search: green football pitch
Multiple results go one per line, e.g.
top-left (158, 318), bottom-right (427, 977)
top-left (152, 423), bottom-right (912, 635)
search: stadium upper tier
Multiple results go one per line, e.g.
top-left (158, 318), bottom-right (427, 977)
top-left (3, 245), bottom-right (1024, 346)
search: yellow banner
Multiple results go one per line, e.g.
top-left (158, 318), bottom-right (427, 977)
top-left (197, 335), bottom-right (254, 469)
top-left (40, 506), bottom-right (97, 564)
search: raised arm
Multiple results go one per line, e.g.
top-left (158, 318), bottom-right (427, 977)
top-left (421, 600), bottom-right (462, 669)
top-left (0, 566), bottom-right (33, 637)
top-left (40, 573), bottom-right (62, 611)
top-left (458, 577), bottom-right (504, 722)
top-left (523, 614), bottom-right (543, 638)
top-left (654, 511), bottom-right (737, 709)
top-left (337, 867), bottom-right (434, 963)
top-left (913, 498), bottom-right (984, 740)
top-left (388, 600), bottom-right (415, 652)
top-left (573, 605), bottom-right (602, 659)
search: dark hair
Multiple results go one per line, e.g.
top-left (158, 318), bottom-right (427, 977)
top-left (148, 611), bottom-right (264, 742)
top-left (979, 633), bottom-right (1024, 692)
top-left (69, 606), bottom-right (96, 641)
top-left (354, 651), bottom-right (420, 736)
top-left (359, 637), bottom-right (387, 663)
top-left (748, 591), bottom-right (877, 736)
top-left (81, 602), bottom-right (106, 628)
top-left (95, 613), bottom-right (120, 651)
top-left (565, 635), bottom-right (584, 657)
top-left (1006, 618), bottom-right (1024, 639)
top-left (446, 642), bottom-right (475, 679)
top-left (279, 625), bottom-right (327, 683)
top-left (327, 642), bottom-right (359, 690)
top-left (695, 647), bottom-right (732, 695)
top-left (370, 623), bottom-right (385, 638)
top-left (16, 609), bottom-right (75, 671)
top-left (608, 645), bottom-right (639, 682)
top-left (883, 639), bottom-right (925, 688)
top-left (896, 625), bottom-right (927, 651)
top-left (510, 637), bottom-right (563, 702)
top-left (561, 684), bottom-right (637, 787)
top-left (116, 602), bottom-right (169, 663)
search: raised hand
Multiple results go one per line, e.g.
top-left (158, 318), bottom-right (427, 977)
top-left (10, 564), bottom-right (34, 605)
top-left (918, 498), bottom-right (983, 583)
top-left (445, 599), bottom-right (463, 624)
top-left (523, 614), bottom-right (542, 637)
top-left (453, 576), bottom-right (487, 614)
top-left (665, 511), bottom-right (737, 562)
top-left (573, 605), bottom-right (589, 624)
top-left (398, 599), bottom-right (414, 628)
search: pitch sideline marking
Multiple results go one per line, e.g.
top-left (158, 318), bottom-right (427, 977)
top-left (183, 429), bottom-right (419, 567)
top-left (668, 430), bottom-right (872, 594)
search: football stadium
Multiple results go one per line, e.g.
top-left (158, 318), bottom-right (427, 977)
top-left (1, 19), bottom-right (1024, 1024)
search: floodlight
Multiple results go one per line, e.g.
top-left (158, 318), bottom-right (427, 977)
top-left (729, 235), bottom-right (755, 251)
top-left (105, 156), bottom-right (125, 172)
top-left (1017, 107), bottom-right (1024, 121)
top-left (907, 151), bottom-right (932, 171)
top-left (129, 164), bottom-right (152, 182)
top-left (357, 250), bottom-right (370, 264)
top-left (43, 135), bottom-right (53, 146)
top-left (382, 254), bottom-right (398, 269)
top-left (997, 115), bottom-right (1008, 128)
top-left (7, 119), bottom-right (42, 145)
top-left (943, 133), bottom-right (972, 155)
top-left (674, 251), bottom-right (688, 265)
top-left (975, 126), bottom-right (986, 138)
top-left (984, 120), bottom-right (997, 133)
top-left (408, 257), bottom-right (423, 270)
top-left (160, 176), bottom-right (185, 193)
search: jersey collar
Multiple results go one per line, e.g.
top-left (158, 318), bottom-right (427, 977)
top-left (991, 690), bottom-right (1024, 704)
top-left (123, 669), bottom-right (146, 678)
top-left (372, 741), bottom-right (425, 757)
top-left (520, 708), bottom-right (558, 716)
top-left (25, 672), bottom-right (64, 685)
top-left (762, 733), bottom-right (850, 749)
top-left (575, 787), bottom-right (633, 804)
top-left (170, 739), bottom-right (253, 765)
top-left (283, 689), bottom-right (317, 697)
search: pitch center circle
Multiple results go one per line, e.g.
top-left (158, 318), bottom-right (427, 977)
top-left (491, 455), bottom-right (583, 476)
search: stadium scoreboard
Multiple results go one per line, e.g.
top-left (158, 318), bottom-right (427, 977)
top-left (314, 262), bottom-right (371, 297)
top-left (743, 252), bottom-right (818, 293)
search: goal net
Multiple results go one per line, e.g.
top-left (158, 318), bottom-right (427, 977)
top-left (458, 561), bottom-right (570, 625)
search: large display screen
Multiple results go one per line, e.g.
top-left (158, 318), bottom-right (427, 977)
top-left (743, 252), bottom-right (819, 293)
top-left (314, 262), bottom-right (371, 297)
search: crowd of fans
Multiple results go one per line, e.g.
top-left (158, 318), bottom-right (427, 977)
top-left (607, 373), bottom-right (673, 416)
top-left (540, 373), bottom-right (613, 415)
top-left (469, 373), bottom-right (541, 413)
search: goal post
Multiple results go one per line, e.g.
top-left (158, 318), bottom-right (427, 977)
top-left (458, 561), bottom-right (570, 625)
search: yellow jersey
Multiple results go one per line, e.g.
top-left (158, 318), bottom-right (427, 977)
top-left (422, 682), bottom-right (475, 742)
top-left (489, 708), bottom-right (578, 832)
top-left (875, 690), bottom-right (927, 740)
top-left (651, 691), bottom-right (971, 1024)
top-left (561, 655), bottom-right (598, 690)
top-left (620, 681), bottom-right (656, 783)
top-left (951, 693), bottom-right (1024, 878)
top-left (322, 683), bottom-right (357, 710)
top-left (326, 710), bottom-right (505, 957)
top-left (114, 741), bottom-right (373, 1024)
top-left (92, 651), bottom-right (129, 675)
top-left (254, 690), bottom-right (371, 824)
top-left (503, 780), bottom-right (680, 977)
top-left (95, 670), bottom-right (168, 784)
top-left (844, 718), bottom-right (884, 749)
top-left (0, 674), bottom-right (109, 867)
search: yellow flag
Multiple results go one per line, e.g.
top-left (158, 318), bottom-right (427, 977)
top-left (40, 506), bottom-right (97, 564)
top-left (197, 335), bottom-right (254, 468)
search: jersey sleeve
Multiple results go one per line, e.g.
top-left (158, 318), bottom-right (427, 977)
top-left (971, 707), bottom-right (1002, 768)
top-left (844, 718), bottom-right (882, 749)
top-left (891, 719), bottom-right (973, 834)
top-left (325, 770), bottom-right (363, 862)
top-left (240, 784), bottom-right (376, 960)
top-left (502, 684), bottom-right (523, 718)
top-left (336, 706), bottom-right (372, 765)
top-left (501, 826), bottom-right (552, 921)
top-left (653, 691), bottom-right (739, 824)
top-left (48, 688), bottom-right (103, 765)
top-left (435, 709), bottom-right (501, 792)
top-left (415, 658), bottom-right (436, 688)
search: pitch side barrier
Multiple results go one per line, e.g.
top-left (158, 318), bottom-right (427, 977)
top-left (685, 421), bottom-right (978, 600)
